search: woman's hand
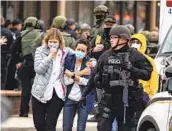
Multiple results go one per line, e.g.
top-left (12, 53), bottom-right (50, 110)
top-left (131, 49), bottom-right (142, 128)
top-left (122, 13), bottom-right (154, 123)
top-left (79, 67), bottom-right (91, 76)
top-left (65, 69), bottom-right (74, 77)
top-left (48, 47), bottom-right (57, 58)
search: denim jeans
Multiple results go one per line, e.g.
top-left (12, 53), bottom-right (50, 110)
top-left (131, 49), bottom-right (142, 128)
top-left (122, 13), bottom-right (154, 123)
top-left (63, 99), bottom-right (88, 131)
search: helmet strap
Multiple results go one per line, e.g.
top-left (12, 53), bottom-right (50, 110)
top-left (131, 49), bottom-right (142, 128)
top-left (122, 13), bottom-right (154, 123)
top-left (112, 38), bottom-right (129, 50)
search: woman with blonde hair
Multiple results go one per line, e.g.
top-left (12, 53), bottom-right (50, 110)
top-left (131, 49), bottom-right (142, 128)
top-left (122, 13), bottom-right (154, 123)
top-left (31, 28), bottom-right (71, 131)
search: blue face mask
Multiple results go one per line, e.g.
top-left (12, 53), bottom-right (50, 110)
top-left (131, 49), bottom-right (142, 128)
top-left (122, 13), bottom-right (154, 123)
top-left (75, 51), bottom-right (86, 59)
top-left (48, 42), bottom-right (59, 49)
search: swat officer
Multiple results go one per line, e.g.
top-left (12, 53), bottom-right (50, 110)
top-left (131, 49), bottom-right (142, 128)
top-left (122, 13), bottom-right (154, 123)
top-left (11, 17), bottom-right (42, 117)
top-left (90, 5), bottom-right (109, 39)
top-left (80, 25), bottom-right (153, 131)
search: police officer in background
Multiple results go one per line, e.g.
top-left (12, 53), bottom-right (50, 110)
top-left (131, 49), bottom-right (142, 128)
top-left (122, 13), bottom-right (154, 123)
top-left (90, 15), bottom-right (116, 60)
top-left (90, 5), bottom-right (109, 39)
top-left (5, 19), bottom-right (23, 90)
top-left (11, 17), bottom-right (42, 117)
top-left (78, 23), bottom-right (91, 40)
top-left (1, 16), bottom-right (14, 89)
top-left (80, 25), bottom-right (153, 131)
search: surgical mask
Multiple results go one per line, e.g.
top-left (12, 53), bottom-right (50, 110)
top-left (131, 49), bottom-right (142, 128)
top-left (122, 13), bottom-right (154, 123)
top-left (48, 42), bottom-right (59, 49)
top-left (75, 50), bottom-right (86, 59)
top-left (131, 43), bottom-right (141, 50)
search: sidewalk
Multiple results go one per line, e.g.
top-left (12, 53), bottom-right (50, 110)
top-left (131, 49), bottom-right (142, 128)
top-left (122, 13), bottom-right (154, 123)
top-left (1, 113), bottom-right (97, 131)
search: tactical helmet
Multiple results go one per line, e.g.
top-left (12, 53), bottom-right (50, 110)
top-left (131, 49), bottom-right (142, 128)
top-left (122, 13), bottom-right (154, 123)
top-left (94, 5), bottom-right (109, 14)
top-left (80, 23), bottom-right (91, 31)
top-left (141, 30), bottom-right (150, 40)
top-left (36, 20), bottom-right (45, 30)
top-left (53, 16), bottom-right (67, 29)
top-left (109, 25), bottom-right (131, 40)
top-left (24, 17), bottom-right (38, 27)
top-left (104, 15), bottom-right (116, 24)
top-left (125, 24), bottom-right (135, 35)
top-left (66, 18), bottom-right (75, 26)
top-left (149, 31), bottom-right (159, 42)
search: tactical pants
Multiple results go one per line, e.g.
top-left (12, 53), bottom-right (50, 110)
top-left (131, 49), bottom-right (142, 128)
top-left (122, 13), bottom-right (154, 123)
top-left (1, 55), bottom-right (7, 89)
top-left (19, 60), bottom-right (35, 115)
top-left (5, 58), bottom-right (18, 90)
top-left (97, 115), bottom-right (133, 131)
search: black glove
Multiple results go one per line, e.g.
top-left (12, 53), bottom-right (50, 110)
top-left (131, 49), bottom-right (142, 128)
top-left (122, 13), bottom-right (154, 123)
top-left (79, 96), bottom-right (86, 108)
top-left (123, 61), bottom-right (133, 71)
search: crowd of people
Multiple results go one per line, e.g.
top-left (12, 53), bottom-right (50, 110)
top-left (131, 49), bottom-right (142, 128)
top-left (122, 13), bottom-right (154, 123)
top-left (1, 4), bottom-right (160, 131)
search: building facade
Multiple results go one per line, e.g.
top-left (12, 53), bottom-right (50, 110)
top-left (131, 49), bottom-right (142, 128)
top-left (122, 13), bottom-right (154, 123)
top-left (1, 1), bottom-right (160, 31)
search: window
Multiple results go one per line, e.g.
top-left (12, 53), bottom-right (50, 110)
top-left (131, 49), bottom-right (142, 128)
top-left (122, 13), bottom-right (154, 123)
top-left (161, 27), bottom-right (172, 54)
top-left (158, 26), bottom-right (172, 56)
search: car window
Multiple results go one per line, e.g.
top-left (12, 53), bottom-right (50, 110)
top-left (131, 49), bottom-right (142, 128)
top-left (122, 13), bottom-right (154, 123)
top-left (157, 26), bottom-right (172, 56)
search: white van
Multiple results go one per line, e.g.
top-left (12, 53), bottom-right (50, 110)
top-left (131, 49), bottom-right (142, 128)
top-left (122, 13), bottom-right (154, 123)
top-left (137, 66), bottom-right (172, 131)
top-left (137, 1), bottom-right (172, 131)
top-left (155, 0), bottom-right (172, 74)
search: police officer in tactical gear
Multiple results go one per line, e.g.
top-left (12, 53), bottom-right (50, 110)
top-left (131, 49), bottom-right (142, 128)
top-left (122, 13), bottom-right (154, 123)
top-left (80, 25), bottom-right (153, 131)
top-left (90, 5), bottom-right (109, 39)
top-left (11, 16), bottom-right (42, 117)
top-left (90, 15), bottom-right (116, 60)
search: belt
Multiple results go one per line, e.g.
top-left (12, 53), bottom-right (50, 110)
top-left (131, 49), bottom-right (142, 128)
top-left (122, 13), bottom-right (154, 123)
top-left (109, 80), bottom-right (134, 87)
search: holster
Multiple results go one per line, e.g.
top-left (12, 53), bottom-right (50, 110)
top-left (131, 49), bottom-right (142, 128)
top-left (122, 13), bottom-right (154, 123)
top-left (101, 73), bottom-right (110, 89)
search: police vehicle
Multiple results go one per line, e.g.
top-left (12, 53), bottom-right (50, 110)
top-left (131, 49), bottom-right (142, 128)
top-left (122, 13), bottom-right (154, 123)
top-left (137, 65), bottom-right (172, 131)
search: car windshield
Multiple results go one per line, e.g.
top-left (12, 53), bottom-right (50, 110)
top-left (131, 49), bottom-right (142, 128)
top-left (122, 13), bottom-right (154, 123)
top-left (157, 26), bottom-right (172, 56)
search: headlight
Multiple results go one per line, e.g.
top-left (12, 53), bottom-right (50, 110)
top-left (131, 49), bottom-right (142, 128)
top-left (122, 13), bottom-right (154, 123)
top-left (169, 116), bottom-right (172, 131)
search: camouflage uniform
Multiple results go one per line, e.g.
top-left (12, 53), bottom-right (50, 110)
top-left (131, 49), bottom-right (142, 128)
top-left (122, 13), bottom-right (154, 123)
top-left (90, 5), bottom-right (109, 39)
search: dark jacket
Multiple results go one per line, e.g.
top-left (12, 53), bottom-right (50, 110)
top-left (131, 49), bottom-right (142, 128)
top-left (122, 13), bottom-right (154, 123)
top-left (1, 25), bottom-right (13, 55)
top-left (64, 54), bottom-right (95, 112)
top-left (1, 25), bottom-right (14, 89)
top-left (82, 44), bottom-right (153, 97)
top-left (10, 28), bottom-right (21, 39)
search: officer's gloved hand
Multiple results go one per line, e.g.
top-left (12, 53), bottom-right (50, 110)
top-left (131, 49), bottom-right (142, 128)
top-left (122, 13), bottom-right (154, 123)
top-left (123, 61), bottom-right (133, 71)
top-left (79, 96), bottom-right (86, 108)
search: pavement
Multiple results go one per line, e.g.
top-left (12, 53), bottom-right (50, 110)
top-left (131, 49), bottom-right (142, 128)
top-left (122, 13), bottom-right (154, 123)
top-left (1, 113), bottom-right (97, 131)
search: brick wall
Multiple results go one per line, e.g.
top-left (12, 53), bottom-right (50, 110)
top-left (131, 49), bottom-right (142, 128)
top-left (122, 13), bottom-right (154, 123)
top-left (0, 91), bottom-right (32, 115)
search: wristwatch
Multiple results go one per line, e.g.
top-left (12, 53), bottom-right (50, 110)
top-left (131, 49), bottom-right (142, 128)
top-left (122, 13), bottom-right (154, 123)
top-left (71, 73), bottom-right (75, 79)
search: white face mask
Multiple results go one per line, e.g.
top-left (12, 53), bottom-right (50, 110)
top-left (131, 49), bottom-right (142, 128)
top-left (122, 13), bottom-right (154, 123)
top-left (131, 43), bottom-right (141, 50)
